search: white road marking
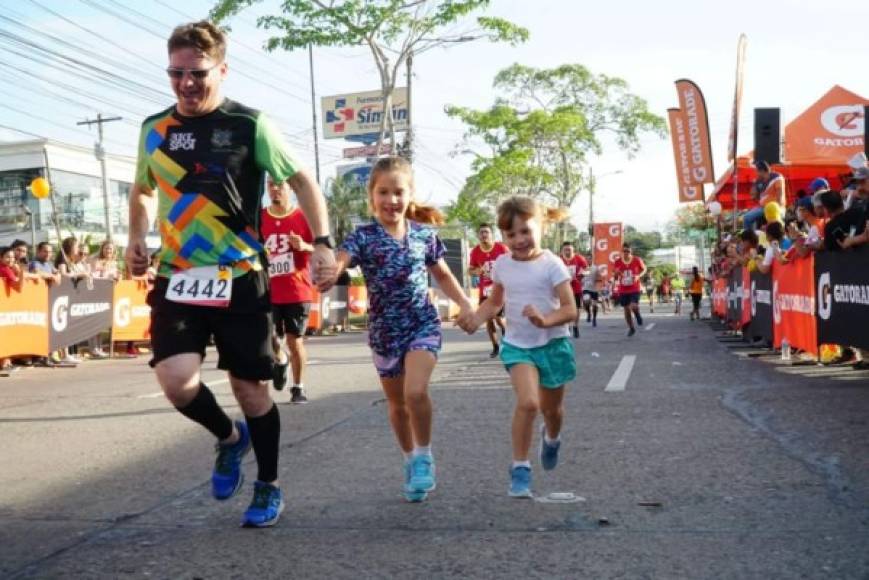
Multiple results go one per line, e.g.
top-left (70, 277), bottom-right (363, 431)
top-left (137, 377), bottom-right (230, 399)
top-left (605, 355), bottom-right (636, 392)
top-left (645, 323), bottom-right (656, 331)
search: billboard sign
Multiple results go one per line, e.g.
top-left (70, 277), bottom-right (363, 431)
top-left (322, 88), bottom-right (408, 139)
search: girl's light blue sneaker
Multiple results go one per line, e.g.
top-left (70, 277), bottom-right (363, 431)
top-left (539, 424), bottom-right (561, 471)
top-left (509, 465), bottom-right (533, 498)
top-left (404, 459), bottom-right (428, 502)
top-left (409, 454), bottom-right (436, 492)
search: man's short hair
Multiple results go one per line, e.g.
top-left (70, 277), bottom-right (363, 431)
top-left (561, 240), bottom-right (574, 248)
top-left (36, 241), bottom-right (52, 252)
top-left (168, 21), bottom-right (226, 61)
top-left (477, 223), bottom-right (492, 231)
top-left (740, 229), bottom-right (758, 245)
top-left (754, 160), bottom-right (771, 172)
top-left (622, 243), bottom-right (632, 250)
top-left (819, 190), bottom-right (844, 213)
top-left (10, 239), bottom-right (27, 249)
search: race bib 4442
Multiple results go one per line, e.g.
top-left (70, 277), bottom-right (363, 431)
top-left (166, 266), bottom-right (232, 307)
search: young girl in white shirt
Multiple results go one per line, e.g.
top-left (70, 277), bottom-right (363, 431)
top-left (458, 196), bottom-right (577, 498)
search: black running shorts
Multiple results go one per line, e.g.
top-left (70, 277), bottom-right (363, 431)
top-left (147, 271), bottom-right (274, 381)
top-left (619, 292), bottom-right (641, 307)
top-left (272, 302), bottom-right (311, 338)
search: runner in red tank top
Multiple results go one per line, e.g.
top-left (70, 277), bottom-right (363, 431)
top-left (261, 178), bottom-right (314, 403)
top-left (469, 223), bottom-right (509, 357)
top-left (560, 241), bottom-right (588, 339)
top-left (612, 243), bottom-right (647, 336)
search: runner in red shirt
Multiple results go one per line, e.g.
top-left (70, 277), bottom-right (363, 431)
top-left (612, 243), bottom-right (647, 336)
top-left (261, 178), bottom-right (314, 403)
top-left (469, 223), bottom-right (509, 357)
top-left (560, 241), bottom-right (588, 339)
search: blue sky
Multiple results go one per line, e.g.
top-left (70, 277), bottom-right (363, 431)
top-left (1, 0), bottom-right (866, 231)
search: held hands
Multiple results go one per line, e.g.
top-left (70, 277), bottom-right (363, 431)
top-left (311, 245), bottom-right (338, 292)
top-left (522, 304), bottom-right (547, 328)
top-left (455, 307), bottom-right (481, 334)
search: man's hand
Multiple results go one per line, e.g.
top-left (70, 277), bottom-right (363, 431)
top-left (523, 304), bottom-right (546, 328)
top-left (288, 233), bottom-right (303, 251)
top-left (311, 245), bottom-right (337, 291)
top-left (126, 238), bottom-right (149, 277)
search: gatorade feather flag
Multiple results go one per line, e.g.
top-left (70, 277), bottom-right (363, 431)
top-left (668, 108), bottom-right (704, 203)
top-left (674, 80), bottom-right (715, 185)
top-left (592, 223), bottom-right (623, 281)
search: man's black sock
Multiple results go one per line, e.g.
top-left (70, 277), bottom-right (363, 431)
top-left (247, 403), bottom-right (281, 483)
top-left (176, 383), bottom-right (233, 441)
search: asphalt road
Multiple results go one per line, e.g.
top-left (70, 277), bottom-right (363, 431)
top-left (2, 301), bottom-right (868, 579)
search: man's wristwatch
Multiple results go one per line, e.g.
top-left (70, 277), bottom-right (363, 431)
top-left (313, 235), bottom-right (334, 249)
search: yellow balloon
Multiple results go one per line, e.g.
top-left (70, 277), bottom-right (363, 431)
top-left (763, 202), bottom-right (782, 224)
top-left (30, 177), bottom-right (50, 199)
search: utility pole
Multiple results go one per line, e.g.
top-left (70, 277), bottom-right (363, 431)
top-left (77, 114), bottom-right (121, 242)
top-left (404, 50), bottom-right (413, 163)
top-left (587, 166), bottom-right (595, 237)
top-left (308, 45), bottom-right (321, 185)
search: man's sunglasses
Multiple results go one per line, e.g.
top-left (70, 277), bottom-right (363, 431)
top-left (166, 63), bottom-right (221, 80)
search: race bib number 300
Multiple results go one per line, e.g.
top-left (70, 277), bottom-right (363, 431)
top-left (166, 266), bottom-right (233, 307)
top-left (268, 252), bottom-right (295, 278)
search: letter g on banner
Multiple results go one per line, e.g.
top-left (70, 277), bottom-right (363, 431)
top-left (596, 239), bottom-right (608, 252)
top-left (114, 297), bottom-right (131, 328)
top-left (609, 251), bottom-right (621, 264)
top-left (52, 295), bottom-right (69, 332)
top-left (817, 271), bottom-right (832, 321)
top-left (772, 280), bottom-right (782, 324)
top-left (609, 224), bottom-right (621, 238)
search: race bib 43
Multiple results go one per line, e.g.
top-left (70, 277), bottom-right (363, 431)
top-left (166, 266), bottom-right (232, 307)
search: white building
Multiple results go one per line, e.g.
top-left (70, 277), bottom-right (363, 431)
top-left (0, 139), bottom-right (141, 248)
top-left (647, 244), bottom-right (712, 274)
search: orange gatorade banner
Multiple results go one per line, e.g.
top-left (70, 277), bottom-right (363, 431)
top-left (112, 280), bottom-right (152, 342)
top-left (713, 278), bottom-right (728, 318)
top-left (668, 108), bottom-right (704, 203)
top-left (592, 223), bottom-right (622, 280)
top-left (674, 80), bottom-right (715, 188)
top-left (0, 278), bottom-right (49, 357)
top-left (773, 255), bottom-right (818, 356)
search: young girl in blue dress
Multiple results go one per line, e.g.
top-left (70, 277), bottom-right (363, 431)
top-left (320, 156), bottom-right (472, 501)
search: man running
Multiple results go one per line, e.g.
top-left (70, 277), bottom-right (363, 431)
top-left (261, 177), bottom-right (314, 404)
top-left (469, 223), bottom-right (508, 357)
top-left (560, 241), bottom-right (588, 338)
top-left (613, 244), bottom-right (647, 336)
top-left (644, 276), bottom-right (655, 313)
top-left (581, 264), bottom-right (604, 327)
top-left (125, 21), bottom-right (334, 528)
top-left (671, 274), bottom-right (685, 316)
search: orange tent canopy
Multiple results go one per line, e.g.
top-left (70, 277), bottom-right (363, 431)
top-left (712, 85), bottom-right (867, 210)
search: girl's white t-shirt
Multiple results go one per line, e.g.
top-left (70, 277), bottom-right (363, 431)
top-left (491, 250), bottom-right (571, 349)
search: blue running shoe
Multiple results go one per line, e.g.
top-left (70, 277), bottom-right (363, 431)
top-left (212, 421), bottom-right (251, 501)
top-left (539, 424), bottom-right (561, 471)
top-left (409, 454), bottom-right (436, 492)
top-left (241, 481), bottom-right (285, 527)
top-left (403, 459), bottom-right (427, 502)
top-left (509, 465), bottom-right (533, 498)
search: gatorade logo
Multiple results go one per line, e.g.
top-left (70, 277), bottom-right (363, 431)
top-left (750, 280), bottom-right (757, 317)
top-left (817, 271), bottom-right (832, 321)
top-left (596, 239), bottom-right (608, 252)
top-left (820, 105), bottom-right (864, 137)
top-left (773, 280), bottom-right (781, 324)
top-left (52, 296), bottom-right (69, 332)
top-left (609, 251), bottom-right (621, 264)
top-left (114, 297), bottom-right (131, 328)
top-left (608, 224), bottom-right (621, 237)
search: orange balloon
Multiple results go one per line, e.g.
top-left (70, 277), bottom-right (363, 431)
top-left (30, 177), bottom-right (50, 199)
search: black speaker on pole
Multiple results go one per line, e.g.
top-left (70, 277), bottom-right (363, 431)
top-left (754, 108), bottom-right (781, 165)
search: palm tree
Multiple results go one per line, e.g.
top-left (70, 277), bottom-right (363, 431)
top-left (326, 177), bottom-right (369, 245)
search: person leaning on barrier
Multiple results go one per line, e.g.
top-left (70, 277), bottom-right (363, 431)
top-left (10, 239), bottom-right (29, 267)
top-left (840, 167), bottom-right (869, 250)
top-left (29, 241), bottom-right (61, 285)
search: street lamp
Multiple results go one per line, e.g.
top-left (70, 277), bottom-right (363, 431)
top-left (587, 168), bottom-right (623, 236)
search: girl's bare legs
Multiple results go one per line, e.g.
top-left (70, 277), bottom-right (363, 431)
top-left (509, 364), bottom-right (540, 461)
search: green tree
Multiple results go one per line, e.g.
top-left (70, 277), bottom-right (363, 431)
top-left (325, 176), bottom-right (368, 244)
top-left (623, 225), bottom-right (667, 263)
top-left (211, 0), bottom-right (528, 156)
top-left (446, 63), bottom-right (666, 247)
